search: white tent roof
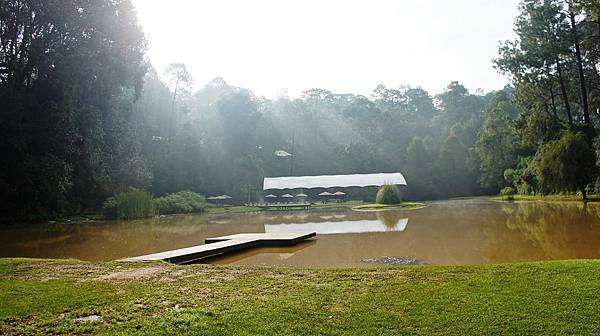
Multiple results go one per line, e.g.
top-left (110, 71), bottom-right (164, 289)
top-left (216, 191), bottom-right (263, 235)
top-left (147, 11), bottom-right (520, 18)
top-left (281, 194), bottom-right (294, 198)
top-left (333, 191), bottom-right (346, 195)
top-left (318, 192), bottom-right (333, 196)
top-left (263, 173), bottom-right (406, 190)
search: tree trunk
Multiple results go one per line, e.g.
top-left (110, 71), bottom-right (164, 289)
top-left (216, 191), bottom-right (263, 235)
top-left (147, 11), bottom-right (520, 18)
top-left (170, 78), bottom-right (180, 137)
top-left (549, 86), bottom-right (558, 120)
top-left (556, 58), bottom-right (573, 125)
top-left (569, 9), bottom-right (591, 126)
top-left (171, 78), bottom-right (180, 114)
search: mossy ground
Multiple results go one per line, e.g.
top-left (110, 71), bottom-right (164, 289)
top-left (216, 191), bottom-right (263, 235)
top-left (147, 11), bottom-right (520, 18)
top-left (2, 258), bottom-right (600, 335)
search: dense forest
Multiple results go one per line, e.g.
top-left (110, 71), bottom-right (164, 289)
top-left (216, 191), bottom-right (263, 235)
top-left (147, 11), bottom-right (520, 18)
top-left (1, 0), bottom-right (599, 221)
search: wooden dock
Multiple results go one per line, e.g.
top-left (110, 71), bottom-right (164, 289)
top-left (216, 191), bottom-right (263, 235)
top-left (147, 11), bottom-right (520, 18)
top-left (120, 232), bottom-right (316, 264)
top-left (258, 203), bottom-right (311, 211)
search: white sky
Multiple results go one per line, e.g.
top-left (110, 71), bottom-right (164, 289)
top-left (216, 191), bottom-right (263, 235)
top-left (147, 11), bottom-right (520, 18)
top-left (131, 0), bottom-right (520, 98)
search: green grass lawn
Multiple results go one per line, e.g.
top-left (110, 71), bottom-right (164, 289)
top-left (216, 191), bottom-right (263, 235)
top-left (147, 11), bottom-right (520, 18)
top-left (2, 259), bottom-right (600, 335)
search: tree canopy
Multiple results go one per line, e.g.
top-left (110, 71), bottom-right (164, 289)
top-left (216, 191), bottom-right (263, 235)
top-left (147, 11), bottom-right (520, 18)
top-left (2, 0), bottom-right (600, 220)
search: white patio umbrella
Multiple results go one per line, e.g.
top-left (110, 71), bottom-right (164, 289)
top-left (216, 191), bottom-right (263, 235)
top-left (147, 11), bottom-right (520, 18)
top-left (317, 191), bottom-right (333, 203)
top-left (265, 194), bottom-right (277, 204)
top-left (332, 191), bottom-right (346, 196)
top-left (295, 193), bottom-right (309, 204)
top-left (281, 194), bottom-right (294, 203)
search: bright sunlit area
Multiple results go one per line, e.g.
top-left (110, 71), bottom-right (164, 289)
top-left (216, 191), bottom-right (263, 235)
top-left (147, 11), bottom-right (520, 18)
top-left (131, 0), bottom-right (519, 96)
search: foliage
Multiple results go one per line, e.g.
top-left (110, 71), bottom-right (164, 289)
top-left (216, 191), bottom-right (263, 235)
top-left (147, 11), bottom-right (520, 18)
top-left (500, 187), bottom-right (516, 200)
top-left (4, 0), bottom-right (600, 220)
top-left (375, 185), bottom-right (402, 205)
top-left (433, 133), bottom-right (472, 197)
top-left (154, 191), bottom-right (206, 215)
top-left (0, 0), bottom-right (498, 219)
top-left (502, 157), bottom-right (539, 195)
top-left (102, 188), bottom-right (155, 219)
top-left (487, 0), bottom-right (600, 199)
top-left (535, 131), bottom-right (596, 199)
top-left (0, 0), bottom-right (148, 220)
top-left (405, 137), bottom-right (435, 200)
top-left (476, 90), bottom-right (518, 189)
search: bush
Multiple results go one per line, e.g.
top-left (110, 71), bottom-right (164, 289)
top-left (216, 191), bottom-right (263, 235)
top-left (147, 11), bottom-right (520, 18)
top-left (102, 187), bottom-right (155, 219)
top-left (154, 191), bottom-right (206, 215)
top-left (535, 130), bottom-right (596, 199)
top-left (500, 187), bottom-right (515, 200)
top-left (376, 184), bottom-right (402, 205)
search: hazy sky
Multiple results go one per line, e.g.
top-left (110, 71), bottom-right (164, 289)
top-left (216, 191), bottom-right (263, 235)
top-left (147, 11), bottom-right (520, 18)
top-left (131, 0), bottom-right (520, 98)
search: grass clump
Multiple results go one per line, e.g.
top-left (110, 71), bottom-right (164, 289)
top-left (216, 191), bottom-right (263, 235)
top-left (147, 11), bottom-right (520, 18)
top-left (376, 184), bottom-right (402, 205)
top-left (102, 187), bottom-right (155, 219)
top-left (154, 191), bottom-right (206, 215)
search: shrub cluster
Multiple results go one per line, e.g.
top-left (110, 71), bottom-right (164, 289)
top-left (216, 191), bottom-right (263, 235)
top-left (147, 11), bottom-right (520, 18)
top-left (500, 187), bottom-right (516, 200)
top-left (376, 184), bottom-right (402, 205)
top-left (154, 191), bottom-right (206, 215)
top-left (102, 187), bottom-right (155, 219)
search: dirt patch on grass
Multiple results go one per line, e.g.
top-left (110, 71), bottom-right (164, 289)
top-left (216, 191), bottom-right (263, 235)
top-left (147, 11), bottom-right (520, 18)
top-left (96, 266), bottom-right (171, 280)
top-left (0, 261), bottom-right (106, 281)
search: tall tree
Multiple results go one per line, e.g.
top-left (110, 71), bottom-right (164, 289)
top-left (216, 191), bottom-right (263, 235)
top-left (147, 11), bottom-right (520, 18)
top-left (0, 0), bottom-right (147, 219)
top-left (476, 91), bottom-right (519, 190)
top-left (535, 130), bottom-right (596, 199)
top-left (433, 133), bottom-right (471, 197)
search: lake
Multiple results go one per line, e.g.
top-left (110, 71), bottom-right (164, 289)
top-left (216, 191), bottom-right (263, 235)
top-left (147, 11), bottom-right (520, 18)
top-left (1, 199), bottom-right (599, 267)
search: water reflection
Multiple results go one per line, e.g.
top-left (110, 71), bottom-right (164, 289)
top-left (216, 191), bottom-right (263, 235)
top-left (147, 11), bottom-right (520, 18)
top-left (205, 240), bottom-right (316, 265)
top-left (376, 210), bottom-right (406, 229)
top-left (482, 201), bottom-right (600, 263)
top-left (264, 218), bottom-right (408, 234)
top-left (1, 199), bottom-right (599, 267)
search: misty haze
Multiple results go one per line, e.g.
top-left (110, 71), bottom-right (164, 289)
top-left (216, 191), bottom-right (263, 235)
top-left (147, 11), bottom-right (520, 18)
top-left (1, 0), bottom-right (600, 334)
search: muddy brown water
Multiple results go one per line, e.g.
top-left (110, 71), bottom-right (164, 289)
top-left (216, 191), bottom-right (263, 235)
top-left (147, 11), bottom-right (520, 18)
top-left (1, 199), bottom-right (599, 267)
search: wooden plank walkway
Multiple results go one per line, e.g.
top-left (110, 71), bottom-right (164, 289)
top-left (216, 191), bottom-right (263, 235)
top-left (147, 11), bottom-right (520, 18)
top-left (258, 203), bottom-right (311, 211)
top-left (120, 232), bottom-right (316, 264)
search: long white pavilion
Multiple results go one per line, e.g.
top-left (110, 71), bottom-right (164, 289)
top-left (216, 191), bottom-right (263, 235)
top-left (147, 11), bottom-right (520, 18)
top-left (263, 172), bottom-right (406, 190)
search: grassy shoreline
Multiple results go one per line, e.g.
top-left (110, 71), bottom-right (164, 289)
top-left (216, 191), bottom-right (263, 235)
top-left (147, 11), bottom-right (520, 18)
top-left (2, 258), bottom-right (600, 335)
top-left (204, 200), bottom-right (426, 215)
top-left (29, 194), bottom-right (600, 223)
top-left (487, 194), bottom-right (600, 203)
top-left (352, 202), bottom-right (425, 211)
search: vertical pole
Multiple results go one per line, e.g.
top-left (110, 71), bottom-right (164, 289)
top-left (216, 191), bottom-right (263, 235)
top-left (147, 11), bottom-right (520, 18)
top-left (289, 107), bottom-right (298, 176)
top-left (289, 132), bottom-right (295, 176)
